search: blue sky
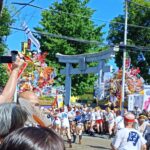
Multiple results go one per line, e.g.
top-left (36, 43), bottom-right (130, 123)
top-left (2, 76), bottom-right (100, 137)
top-left (5, 0), bottom-right (124, 72)
top-left (5, 0), bottom-right (124, 51)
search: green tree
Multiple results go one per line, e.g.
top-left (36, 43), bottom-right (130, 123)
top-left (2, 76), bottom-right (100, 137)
top-left (0, 8), bottom-right (12, 52)
top-left (35, 0), bottom-right (104, 96)
top-left (0, 8), bottom-right (13, 86)
top-left (107, 0), bottom-right (150, 83)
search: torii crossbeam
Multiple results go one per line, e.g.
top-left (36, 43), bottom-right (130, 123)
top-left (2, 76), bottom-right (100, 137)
top-left (56, 47), bottom-right (116, 105)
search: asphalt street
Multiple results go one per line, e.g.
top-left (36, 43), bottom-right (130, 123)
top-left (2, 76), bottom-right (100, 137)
top-left (66, 134), bottom-right (112, 150)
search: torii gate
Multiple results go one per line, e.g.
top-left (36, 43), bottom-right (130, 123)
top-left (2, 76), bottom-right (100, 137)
top-left (56, 47), bottom-right (116, 105)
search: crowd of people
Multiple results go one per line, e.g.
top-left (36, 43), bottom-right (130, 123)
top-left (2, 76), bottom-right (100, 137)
top-left (42, 103), bottom-right (150, 150)
top-left (0, 53), bottom-right (150, 150)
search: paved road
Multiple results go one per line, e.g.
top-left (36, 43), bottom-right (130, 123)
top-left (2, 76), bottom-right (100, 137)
top-left (66, 135), bottom-right (111, 150)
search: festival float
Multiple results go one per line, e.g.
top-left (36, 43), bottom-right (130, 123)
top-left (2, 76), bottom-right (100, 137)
top-left (17, 51), bottom-right (58, 106)
top-left (102, 56), bottom-right (150, 111)
top-left (108, 67), bottom-right (144, 108)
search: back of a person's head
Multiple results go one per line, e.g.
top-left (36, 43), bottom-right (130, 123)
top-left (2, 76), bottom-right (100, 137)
top-left (124, 112), bottom-right (135, 126)
top-left (0, 127), bottom-right (65, 150)
top-left (0, 103), bottom-right (27, 138)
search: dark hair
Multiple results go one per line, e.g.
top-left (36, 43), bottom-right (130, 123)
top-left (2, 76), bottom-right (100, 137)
top-left (0, 127), bottom-right (65, 150)
top-left (0, 103), bottom-right (27, 138)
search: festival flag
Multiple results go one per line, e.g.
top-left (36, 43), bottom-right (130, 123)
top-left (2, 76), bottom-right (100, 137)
top-left (137, 52), bottom-right (145, 63)
top-left (22, 22), bottom-right (41, 53)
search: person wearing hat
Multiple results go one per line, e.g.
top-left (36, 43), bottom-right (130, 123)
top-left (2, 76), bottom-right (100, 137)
top-left (138, 115), bottom-right (148, 134)
top-left (111, 112), bottom-right (147, 150)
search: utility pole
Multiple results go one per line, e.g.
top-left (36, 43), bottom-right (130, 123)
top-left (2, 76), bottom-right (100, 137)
top-left (121, 0), bottom-right (128, 113)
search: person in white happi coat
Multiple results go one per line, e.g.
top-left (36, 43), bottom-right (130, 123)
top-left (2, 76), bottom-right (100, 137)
top-left (114, 110), bottom-right (124, 134)
top-left (105, 107), bottom-right (115, 138)
top-left (58, 107), bottom-right (72, 148)
top-left (111, 112), bottom-right (147, 150)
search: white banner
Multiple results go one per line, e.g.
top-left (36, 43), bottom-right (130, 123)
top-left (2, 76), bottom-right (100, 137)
top-left (143, 85), bottom-right (150, 111)
top-left (128, 94), bottom-right (144, 111)
top-left (134, 94), bottom-right (144, 110)
top-left (128, 95), bottom-right (134, 111)
top-left (22, 22), bottom-right (41, 53)
top-left (57, 94), bottom-right (64, 108)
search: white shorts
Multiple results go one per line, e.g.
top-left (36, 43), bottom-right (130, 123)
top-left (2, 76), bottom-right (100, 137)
top-left (53, 120), bottom-right (61, 127)
top-left (77, 123), bottom-right (83, 129)
top-left (61, 122), bottom-right (70, 128)
top-left (109, 122), bottom-right (114, 128)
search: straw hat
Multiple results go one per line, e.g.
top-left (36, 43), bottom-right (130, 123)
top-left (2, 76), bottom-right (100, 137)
top-left (139, 114), bottom-right (147, 120)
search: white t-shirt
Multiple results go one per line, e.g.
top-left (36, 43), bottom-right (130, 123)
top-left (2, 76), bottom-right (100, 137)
top-left (115, 116), bottom-right (124, 130)
top-left (58, 112), bottom-right (70, 128)
top-left (95, 111), bottom-right (102, 120)
top-left (107, 112), bottom-right (115, 124)
top-left (68, 110), bottom-right (75, 121)
top-left (85, 112), bottom-right (91, 121)
top-left (90, 112), bottom-right (96, 121)
top-left (53, 117), bottom-right (61, 126)
top-left (112, 128), bottom-right (146, 150)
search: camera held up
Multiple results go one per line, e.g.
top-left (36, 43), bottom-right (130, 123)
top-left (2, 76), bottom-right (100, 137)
top-left (0, 51), bottom-right (18, 63)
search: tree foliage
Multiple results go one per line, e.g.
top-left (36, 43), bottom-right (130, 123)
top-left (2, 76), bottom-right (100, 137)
top-left (0, 8), bottom-right (12, 52)
top-left (0, 8), bottom-right (13, 87)
top-left (35, 0), bottom-right (104, 96)
top-left (107, 0), bottom-right (150, 83)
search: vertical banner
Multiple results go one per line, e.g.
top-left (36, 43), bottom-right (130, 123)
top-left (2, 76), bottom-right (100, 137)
top-left (57, 94), bottom-right (64, 108)
top-left (21, 42), bottom-right (28, 54)
top-left (134, 94), bottom-right (144, 110)
top-left (128, 94), bottom-right (134, 111)
top-left (143, 85), bottom-right (150, 111)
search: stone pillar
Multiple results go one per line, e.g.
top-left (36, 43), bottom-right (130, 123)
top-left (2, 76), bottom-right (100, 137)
top-left (98, 61), bottom-right (104, 87)
top-left (64, 63), bottom-right (72, 106)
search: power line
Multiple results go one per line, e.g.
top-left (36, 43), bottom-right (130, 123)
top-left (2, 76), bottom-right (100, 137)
top-left (11, 2), bottom-right (150, 30)
top-left (10, 26), bottom-right (150, 51)
top-left (11, 0), bottom-right (34, 18)
top-left (10, 26), bottom-right (104, 45)
top-left (119, 44), bottom-right (150, 51)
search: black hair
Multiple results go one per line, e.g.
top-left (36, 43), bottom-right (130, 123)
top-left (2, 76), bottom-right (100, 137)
top-left (0, 127), bottom-right (65, 150)
top-left (0, 103), bottom-right (27, 138)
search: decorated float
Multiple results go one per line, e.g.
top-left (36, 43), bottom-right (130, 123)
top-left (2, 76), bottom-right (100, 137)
top-left (101, 56), bottom-right (150, 111)
top-left (16, 51), bottom-right (58, 106)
